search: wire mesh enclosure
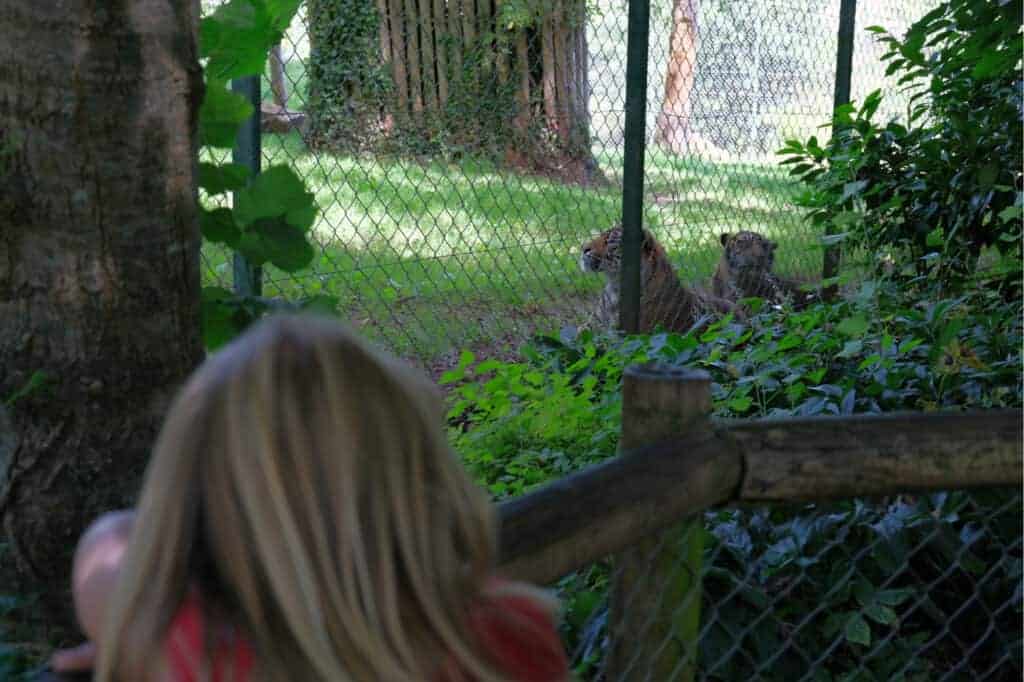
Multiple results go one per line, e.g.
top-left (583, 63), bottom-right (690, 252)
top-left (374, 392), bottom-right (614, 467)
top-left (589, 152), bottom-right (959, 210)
top-left (199, 0), bottom-right (937, 368)
top-left (565, 491), bottom-right (1023, 681)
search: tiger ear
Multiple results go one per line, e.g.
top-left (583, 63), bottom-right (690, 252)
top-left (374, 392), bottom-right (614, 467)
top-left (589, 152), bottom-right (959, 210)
top-left (641, 229), bottom-right (656, 253)
top-left (719, 233), bottom-right (732, 247)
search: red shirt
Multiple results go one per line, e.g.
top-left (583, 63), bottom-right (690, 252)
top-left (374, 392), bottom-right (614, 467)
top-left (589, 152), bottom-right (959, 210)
top-left (164, 582), bottom-right (568, 681)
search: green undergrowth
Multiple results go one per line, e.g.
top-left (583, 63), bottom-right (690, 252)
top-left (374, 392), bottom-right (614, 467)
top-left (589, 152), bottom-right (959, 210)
top-left (447, 282), bottom-right (1022, 497)
top-left (444, 281), bottom-right (1022, 679)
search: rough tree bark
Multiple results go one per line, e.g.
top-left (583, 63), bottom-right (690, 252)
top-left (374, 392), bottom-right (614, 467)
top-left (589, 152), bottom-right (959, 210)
top-left (269, 44), bottom-right (289, 106)
top-left (262, 44), bottom-right (308, 134)
top-left (655, 0), bottom-right (700, 153)
top-left (0, 0), bottom-right (205, 627)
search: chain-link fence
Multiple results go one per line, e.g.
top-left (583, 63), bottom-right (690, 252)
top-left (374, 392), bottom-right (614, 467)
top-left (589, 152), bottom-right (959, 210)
top-left (563, 490), bottom-right (1022, 681)
top-left (492, 365), bottom-right (1023, 682)
top-left (200, 0), bottom-right (939, 368)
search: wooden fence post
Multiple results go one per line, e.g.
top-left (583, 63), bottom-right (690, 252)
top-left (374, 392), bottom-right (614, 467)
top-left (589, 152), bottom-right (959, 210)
top-left (607, 364), bottom-right (711, 681)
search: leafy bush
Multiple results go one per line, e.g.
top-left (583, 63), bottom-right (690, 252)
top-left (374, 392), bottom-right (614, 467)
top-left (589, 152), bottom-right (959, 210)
top-left (449, 284), bottom-right (1021, 497)
top-left (697, 490), bottom-right (1022, 681)
top-left (779, 0), bottom-right (1023, 293)
top-left (446, 285), bottom-right (1021, 678)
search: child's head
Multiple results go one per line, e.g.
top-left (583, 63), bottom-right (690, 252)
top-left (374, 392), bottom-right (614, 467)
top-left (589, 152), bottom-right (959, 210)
top-left (96, 315), bottom-right (501, 680)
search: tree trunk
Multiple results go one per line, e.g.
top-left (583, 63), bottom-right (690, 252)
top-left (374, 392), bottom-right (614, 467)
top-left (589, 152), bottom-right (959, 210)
top-left (418, 0), bottom-right (437, 112)
top-left (308, 0), bottom-right (600, 184)
top-left (269, 43), bottom-right (289, 106)
top-left (432, 0), bottom-right (449, 107)
top-left (513, 29), bottom-right (530, 131)
top-left (495, 0), bottom-right (511, 88)
top-left (386, 0), bottom-right (410, 112)
top-left (540, 9), bottom-right (558, 133)
top-left (402, 0), bottom-right (423, 112)
top-left (655, 0), bottom-right (700, 153)
top-left (446, 0), bottom-right (463, 85)
top-left (0, 0), bottom-right (204, 629)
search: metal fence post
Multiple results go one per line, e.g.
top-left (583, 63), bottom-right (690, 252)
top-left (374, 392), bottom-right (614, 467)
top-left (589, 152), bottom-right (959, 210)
top-left (607, 364), bottom-right (711, 681)
top-left (618, 0), bottom-right (651, 334)
top-left (822, 0), bottom-right (857, 299)
top-left (231, 75), bottom-right (262, 297)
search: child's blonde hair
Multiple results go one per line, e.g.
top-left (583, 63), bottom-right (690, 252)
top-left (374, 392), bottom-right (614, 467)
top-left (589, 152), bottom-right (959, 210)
top-left (94, 315), bottom-right (511, 680)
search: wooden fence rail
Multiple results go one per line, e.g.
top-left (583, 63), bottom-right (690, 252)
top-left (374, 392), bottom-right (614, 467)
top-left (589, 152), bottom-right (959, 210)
top-left (498, 365), bottom-right (1022, 586)
top-left (499, 363), bottom-right (1021, 681)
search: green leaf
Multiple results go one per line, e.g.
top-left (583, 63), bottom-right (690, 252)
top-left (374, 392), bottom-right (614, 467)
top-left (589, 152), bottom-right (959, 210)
top-left (298, 294), bottom-right (340, 316)
top-left (199, 162), bottom-right (251, 194)
top-left (4, 370), bottom-right (51, 406)
top-left (199, 83), bottom-right (254, 148)
top-left (200, 1), bottom-right (301, 80)
top-left (860, 89), bottom-right (884, 121)
top-left (807, 368), bottom-right (827, 383)
top-left (728, 396), bottom-right (753, 412)
top-left (840, 180), bottom-right (869, 204)
top-left (201, 287), bottom-right (246, 350)
top-left (874, 588), bottom-right (914, 607)
top-left (236, 218), bottom-right (315, 272)
top-left (233, 165), bottom-right (317, 229)
top-left (997, 205), bottom-right (1022, 223)
top-left (836, 315), bottom-right (869, 338)
top-left (971, 49), bottom-right (1009, 79)
top-left (977, 163), bottom-right (999, 188)
top-left (201, 0), bottom-right (279, 81)
top-left (266, 0), bottom-right (303, 26)
top-left (200, 207), bottom-right (241, 247)
top-left (837, 339), bottom-right (863, 358)
top-left (845, 613), bottom-right (872, 646)
top-left (864, 603), bottom-right (898, 626)
top-left (777, 333), bottom-right (803, 351)
top-left (925, 227), bottom-right (944, 248)
top-left (285, 203), bottom-right (318, 232)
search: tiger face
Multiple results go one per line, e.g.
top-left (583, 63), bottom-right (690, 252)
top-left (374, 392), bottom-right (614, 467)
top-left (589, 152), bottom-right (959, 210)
top-left (580, 225), bottom-right (623, 274)
top-left (720, 231), bottom-right (777, 276)
top-left (580, 225), bottom-right (662, 277)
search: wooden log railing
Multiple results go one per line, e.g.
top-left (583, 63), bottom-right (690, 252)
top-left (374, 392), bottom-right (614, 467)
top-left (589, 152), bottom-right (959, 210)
top-left (497, 363), bottom-right (1021, 682)
top-left (498, 365), bottom-right (1022, 586)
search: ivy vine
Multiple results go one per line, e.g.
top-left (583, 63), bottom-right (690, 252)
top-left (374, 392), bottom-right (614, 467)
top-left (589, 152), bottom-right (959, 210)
top-left (197, 0), bottom-right (334, 348)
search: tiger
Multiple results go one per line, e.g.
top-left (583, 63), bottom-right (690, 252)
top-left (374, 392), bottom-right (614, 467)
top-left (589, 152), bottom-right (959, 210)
top-left (579, 225), bottom-right (740, 334)
top-left (711, 231), bottom-right (815, 309)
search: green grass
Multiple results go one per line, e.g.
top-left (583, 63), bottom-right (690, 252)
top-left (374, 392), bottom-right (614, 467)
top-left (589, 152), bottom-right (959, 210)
top-left (202, 132), bottom-right (823, 363)
top-left (219, 5), bottom-right (828, 363)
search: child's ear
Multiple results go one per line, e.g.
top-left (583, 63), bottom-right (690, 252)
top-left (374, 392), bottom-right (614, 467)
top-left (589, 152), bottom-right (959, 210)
top-left (719, 233), bottom-right (732, 247)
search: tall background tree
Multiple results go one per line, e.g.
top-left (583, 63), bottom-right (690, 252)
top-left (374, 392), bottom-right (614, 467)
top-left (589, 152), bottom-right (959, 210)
top-left (654, 0), bottom-right (699, 153)
top-left (0, 0), bottom-right (205, 625)
top-left (305, 0), bottom-right (598, 184)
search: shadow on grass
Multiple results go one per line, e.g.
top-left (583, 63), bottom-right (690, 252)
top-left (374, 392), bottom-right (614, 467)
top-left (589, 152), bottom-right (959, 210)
top-left (204, 136), bottom-right (823, 366)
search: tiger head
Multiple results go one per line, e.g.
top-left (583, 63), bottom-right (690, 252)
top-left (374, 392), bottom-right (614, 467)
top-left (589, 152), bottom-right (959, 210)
top-left (580, 225), bottom-right (665, 277)
top-left (719, 230), bottom-right (777, 277)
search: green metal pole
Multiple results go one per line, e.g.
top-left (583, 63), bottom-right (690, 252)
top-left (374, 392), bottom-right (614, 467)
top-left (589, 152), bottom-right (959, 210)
top-left (232, 75), bottom-right (262, 297)
top-left (618, 0), bottom-right (651, 334)
top-left (822, 0), bottom-right (856, 299)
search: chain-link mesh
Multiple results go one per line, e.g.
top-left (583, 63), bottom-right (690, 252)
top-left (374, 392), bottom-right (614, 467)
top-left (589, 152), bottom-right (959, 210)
top-left (199, 0), bottom-right (937, 367)
top-left (565, 489), bottom-right (1023, 681)
top-left (645, 0), bottom-right (936, 285)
